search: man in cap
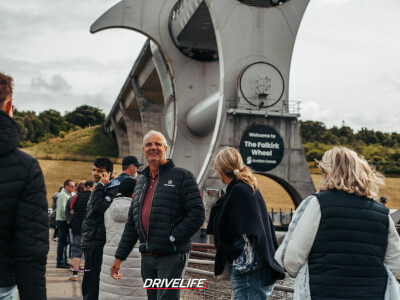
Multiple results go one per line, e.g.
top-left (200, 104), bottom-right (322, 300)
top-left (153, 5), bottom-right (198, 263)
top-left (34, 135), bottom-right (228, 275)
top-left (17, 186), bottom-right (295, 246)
top-left (120, 155), bottom-right (142, 180)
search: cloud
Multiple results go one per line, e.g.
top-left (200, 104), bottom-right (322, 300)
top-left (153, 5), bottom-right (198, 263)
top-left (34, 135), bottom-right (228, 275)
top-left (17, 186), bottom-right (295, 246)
top-left (30, 75), bottom-right (71, 93)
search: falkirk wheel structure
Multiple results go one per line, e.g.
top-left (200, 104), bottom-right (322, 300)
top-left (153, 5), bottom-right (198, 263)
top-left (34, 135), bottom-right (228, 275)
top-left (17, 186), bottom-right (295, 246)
top-left (92, 0), bottom-right (315, 219)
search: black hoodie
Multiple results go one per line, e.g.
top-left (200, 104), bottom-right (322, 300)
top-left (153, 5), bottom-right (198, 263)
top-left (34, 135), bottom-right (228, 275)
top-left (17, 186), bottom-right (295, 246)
top-left (0, 111), bottom-right (48, 300)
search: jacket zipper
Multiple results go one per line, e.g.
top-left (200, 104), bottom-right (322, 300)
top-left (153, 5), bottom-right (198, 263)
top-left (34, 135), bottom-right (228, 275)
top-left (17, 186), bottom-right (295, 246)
top-left (138, 183), bottom-right (148, 251)
top-left (146, 171), bottom-right (159, 248)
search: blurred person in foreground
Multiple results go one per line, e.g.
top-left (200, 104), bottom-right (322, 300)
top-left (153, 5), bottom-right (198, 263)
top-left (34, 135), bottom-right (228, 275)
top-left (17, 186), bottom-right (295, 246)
top-left (275, 146), bottom-right (400, 300)
top-left (208, 147), bottom-right (285, 300)
top-left (0, 71), bottom-right (48, 299)
top-left (110, 130), bottom-right (205, 300)
top-left (99, 178), bottom-right (146, 300)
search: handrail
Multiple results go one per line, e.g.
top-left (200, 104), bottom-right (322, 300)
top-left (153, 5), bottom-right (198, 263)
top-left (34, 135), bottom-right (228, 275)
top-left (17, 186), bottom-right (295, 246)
top-left (190, 250), bottom-right (215, 259)
top-left (192, 242), bottom-right (215, 249)
top-left (185, 267), bottom-right (294, 293)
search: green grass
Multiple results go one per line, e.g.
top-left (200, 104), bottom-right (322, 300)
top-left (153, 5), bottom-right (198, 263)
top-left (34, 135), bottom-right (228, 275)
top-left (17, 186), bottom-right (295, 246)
top-left (23, 125), bottom-right (118, 158)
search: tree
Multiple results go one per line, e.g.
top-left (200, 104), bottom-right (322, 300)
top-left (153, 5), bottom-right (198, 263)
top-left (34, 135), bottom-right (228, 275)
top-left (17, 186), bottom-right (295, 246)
top-left (39, 109), bottom-right (68, 136)
top-left (65, 105), bottom-right (105, 128)
top-left (300, 121), bottom-right (327, 143)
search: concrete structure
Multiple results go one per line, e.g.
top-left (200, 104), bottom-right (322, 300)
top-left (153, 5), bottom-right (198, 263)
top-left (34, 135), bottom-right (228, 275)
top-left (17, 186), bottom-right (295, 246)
top-left (93, 0), bottom-right (315, 211)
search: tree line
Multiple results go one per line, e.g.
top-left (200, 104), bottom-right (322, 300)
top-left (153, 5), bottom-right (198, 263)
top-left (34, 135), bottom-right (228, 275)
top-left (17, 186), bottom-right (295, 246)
top-left (14, 105), bottom-right (105, 147)
top-left (13, 106), bottom-right (400, 175)
top-left (301, 121), bottom-right (400, 175)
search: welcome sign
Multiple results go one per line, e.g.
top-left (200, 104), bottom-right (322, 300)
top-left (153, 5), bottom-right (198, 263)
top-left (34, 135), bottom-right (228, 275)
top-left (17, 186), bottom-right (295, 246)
top-left (239, 125), bottom-right (284, 172)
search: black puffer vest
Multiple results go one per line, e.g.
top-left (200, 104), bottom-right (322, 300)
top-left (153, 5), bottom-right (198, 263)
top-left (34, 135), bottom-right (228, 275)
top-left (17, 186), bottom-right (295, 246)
top-left (309, 190), bottom-right (389, 300)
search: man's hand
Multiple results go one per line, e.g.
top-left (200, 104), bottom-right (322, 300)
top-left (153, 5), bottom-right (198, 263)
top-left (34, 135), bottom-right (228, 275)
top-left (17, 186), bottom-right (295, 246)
top-left (99, 171), bottom-right (113, 186)
top-left (110, 258), bottom-right (123, 280)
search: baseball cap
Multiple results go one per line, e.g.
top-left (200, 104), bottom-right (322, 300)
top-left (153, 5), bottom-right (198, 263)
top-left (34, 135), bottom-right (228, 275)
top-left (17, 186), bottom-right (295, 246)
top-left (122, 155), bottom-right (143, 167)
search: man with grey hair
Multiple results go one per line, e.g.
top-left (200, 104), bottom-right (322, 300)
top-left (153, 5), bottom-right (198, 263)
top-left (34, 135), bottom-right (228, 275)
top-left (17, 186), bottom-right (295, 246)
top-left (111, 130), bottom-right (205, 300)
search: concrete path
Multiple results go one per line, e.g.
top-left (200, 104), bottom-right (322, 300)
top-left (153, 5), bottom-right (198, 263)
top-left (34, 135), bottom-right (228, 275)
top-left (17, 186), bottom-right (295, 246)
top-left (46, 234), bottom-right (82, 300)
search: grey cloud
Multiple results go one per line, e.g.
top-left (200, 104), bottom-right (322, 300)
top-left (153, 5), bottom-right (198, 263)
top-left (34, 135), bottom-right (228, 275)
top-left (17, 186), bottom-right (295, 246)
top-left (30, 75), bottom-right (71, 93)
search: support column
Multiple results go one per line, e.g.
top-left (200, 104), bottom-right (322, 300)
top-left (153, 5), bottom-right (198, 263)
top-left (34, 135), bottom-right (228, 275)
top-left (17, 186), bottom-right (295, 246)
top-left (110, 116), bottom-right (129, 157)
top-left (131, 78), bottom-right (164, 135)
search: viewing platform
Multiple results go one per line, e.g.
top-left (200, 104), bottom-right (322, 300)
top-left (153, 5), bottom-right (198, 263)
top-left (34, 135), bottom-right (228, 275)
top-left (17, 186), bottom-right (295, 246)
top-left (46, 233), bottom-right (82, 300)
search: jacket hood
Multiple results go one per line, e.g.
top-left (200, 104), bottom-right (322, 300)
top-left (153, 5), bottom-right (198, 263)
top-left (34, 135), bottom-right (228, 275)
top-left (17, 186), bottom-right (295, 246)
top-left (109, 196), bottom-right (132, 223)
top-left (0, 111), bottom-right (20, 156)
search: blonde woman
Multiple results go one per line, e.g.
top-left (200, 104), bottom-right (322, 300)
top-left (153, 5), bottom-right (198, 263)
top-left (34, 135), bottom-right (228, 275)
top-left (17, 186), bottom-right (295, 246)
top-left (275, 146), bottom-right (400, 300)
top-left (208, 147), bottom-right (285, 300)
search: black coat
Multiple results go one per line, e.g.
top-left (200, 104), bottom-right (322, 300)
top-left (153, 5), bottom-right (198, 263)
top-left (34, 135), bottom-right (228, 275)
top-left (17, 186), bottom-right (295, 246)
top-left (209, 179), bottom-right (285, 281)
top-left (0, 111), bottom-right (49, 299)
top-left (81, 181), bottom-right (119, 248)
top-left (115, 159), bottom-right (205, 259)
top-left (71, 190), bottom-right (91, 235)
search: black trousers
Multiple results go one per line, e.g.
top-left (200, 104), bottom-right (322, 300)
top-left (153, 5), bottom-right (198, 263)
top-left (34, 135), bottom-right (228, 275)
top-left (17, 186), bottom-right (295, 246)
top-left (141, 252), bottom-right (188, 300)
top-left (82, 247), bottom-right (103, 300)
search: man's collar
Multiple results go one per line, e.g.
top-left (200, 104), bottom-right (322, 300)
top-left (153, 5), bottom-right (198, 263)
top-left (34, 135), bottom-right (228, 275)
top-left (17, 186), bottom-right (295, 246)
top-left (142, 159), bottom-right (174, 177)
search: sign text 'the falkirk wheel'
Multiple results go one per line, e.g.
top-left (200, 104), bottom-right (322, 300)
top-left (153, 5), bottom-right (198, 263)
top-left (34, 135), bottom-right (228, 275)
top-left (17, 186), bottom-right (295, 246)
top-left (239, 125), bottom-right (284, 172)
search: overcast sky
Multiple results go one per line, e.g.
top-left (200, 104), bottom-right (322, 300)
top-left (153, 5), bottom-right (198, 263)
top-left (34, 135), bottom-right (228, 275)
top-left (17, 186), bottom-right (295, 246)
top-left (1, 0), bottom-right (399, 133)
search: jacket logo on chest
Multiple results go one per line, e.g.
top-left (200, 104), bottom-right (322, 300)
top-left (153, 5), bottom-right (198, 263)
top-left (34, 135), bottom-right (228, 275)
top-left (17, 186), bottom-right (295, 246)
top-left (164, 180), bottom-right (175, 187)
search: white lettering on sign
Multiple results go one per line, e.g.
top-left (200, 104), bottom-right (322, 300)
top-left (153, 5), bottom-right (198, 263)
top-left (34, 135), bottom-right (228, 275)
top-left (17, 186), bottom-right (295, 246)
top-left (251, 149), bottom-right (272, 156)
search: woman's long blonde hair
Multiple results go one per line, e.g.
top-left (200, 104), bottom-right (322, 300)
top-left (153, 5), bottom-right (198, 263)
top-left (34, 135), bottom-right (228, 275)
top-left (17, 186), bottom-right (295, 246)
top-left (214, 147), bottom-right (257, 191)
top-left (317, 146), bottom-right (384, 199)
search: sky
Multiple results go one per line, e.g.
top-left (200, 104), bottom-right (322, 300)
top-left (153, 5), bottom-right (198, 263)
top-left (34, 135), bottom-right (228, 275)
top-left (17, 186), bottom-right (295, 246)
top-left (1, 0), bottom-right (399, 133)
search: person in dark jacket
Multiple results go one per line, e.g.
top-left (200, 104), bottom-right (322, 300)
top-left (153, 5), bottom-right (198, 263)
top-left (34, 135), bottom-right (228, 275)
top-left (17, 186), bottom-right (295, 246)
top-left (209, 147), bottom-right (285, 300)
top-left (81, 158), bottom-right (120, 300)
top-left (68, 181), bottom-right (91, 281)
top-left (110, 130), bottom-right (205, 300)
top-left (0, 72), bottom-right (49, 300)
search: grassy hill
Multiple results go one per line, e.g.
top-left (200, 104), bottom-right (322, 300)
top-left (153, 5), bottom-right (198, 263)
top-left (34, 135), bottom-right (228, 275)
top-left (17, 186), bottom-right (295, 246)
top-left (23, 125), bottom-right (118, 160)
top-left (21, 126), bottom-right (400, 209)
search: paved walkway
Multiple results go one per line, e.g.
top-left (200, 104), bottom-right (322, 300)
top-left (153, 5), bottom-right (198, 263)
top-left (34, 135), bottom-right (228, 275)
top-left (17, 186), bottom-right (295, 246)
top-left (46, 232), bottom-right (82, 300)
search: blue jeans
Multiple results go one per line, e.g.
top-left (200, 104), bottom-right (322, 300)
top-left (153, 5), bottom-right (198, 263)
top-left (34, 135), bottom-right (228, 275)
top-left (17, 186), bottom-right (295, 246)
top-left (56, 220), bottom-right (68, 265)
top-left (0, 285), bottom-right (17, 300)
top-left (230, 267), bottom-right (275, 300)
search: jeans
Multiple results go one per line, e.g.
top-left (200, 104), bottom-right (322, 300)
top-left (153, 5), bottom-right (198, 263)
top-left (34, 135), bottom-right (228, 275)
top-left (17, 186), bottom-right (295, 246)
top-left (56, 220), bottom-right (68, 265)
top-left (141, 252), bottom-right (189, 300)
top-left (0, 285), bottom-right (17, 300)
top-left (230, 267), bottom-right (275, 300)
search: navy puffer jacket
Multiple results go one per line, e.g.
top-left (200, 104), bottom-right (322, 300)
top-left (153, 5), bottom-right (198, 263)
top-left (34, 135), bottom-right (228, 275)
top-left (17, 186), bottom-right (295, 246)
top-left (0, 111), bottom-right (49, 299)
top-left (115, 160), bottom-right (205, 259)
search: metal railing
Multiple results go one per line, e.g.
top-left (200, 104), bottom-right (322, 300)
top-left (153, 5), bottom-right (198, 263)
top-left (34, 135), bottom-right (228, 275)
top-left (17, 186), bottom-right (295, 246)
top-left (183, 244), bottom-right (294, 300)
top-left (226, 96), bottom-right (301, 117)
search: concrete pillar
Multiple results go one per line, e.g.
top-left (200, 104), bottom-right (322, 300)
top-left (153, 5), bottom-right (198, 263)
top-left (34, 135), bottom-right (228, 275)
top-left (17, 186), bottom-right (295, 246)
top-left (118, 100), bottom-right (144, 162)
top-left (109, 116), bottom-right (129, 157)
top-left (131, 77), bottom-right (164, 135)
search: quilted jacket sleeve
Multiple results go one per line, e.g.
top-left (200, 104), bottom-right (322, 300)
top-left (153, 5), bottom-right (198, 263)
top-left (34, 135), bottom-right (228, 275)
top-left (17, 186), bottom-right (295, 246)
top-left (115, 199), bottom-right (139, 261)
top-left (171, 171), bottom-right (205, 244)
top-left (15, 158), bottom-right (49, 300)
